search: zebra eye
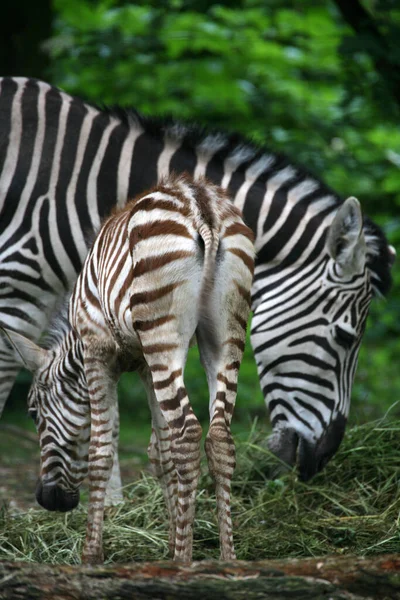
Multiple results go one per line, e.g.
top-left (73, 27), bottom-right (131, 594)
top-left (28, 408), bottom-right (38, 424)
top-left (335, 325), bottom-right (356, 348)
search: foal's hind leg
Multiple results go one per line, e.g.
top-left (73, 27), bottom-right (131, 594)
top-left (132, 247), bottom-right (204, 563)
top-left (140, 344), bottom-right (202, 564)
top-left (198, 251), bottom-right (253, 560)
top-left (198, 337), bottom-right (243, 561)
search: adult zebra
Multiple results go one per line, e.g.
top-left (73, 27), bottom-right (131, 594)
top-left (0, 77), bottom-right (394, 482)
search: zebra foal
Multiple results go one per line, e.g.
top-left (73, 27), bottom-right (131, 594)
top-left (1, 174), bottom-right (255, 564)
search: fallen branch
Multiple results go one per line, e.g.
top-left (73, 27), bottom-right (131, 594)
top-left (0, 553), bottom-right (399, 599)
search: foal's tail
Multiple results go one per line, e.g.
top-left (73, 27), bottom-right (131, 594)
top-left (197, 223), bottom-right (221, 358)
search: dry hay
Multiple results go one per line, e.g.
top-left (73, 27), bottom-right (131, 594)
top-left (0, 417), bottom-right (399, 564)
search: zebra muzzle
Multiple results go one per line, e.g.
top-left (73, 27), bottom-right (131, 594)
top-left (297, 413), bottom-right (347, 482)
top-left (36, 480), bottom-right (80, 512)
top-left (267, 413), bottom-right (347, 482)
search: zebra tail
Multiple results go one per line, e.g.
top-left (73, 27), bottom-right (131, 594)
top-left (197, 224), bottom-right (220, 358)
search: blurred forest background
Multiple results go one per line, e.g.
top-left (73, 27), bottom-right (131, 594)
top-left (1, 0), bottom-right (399, 443)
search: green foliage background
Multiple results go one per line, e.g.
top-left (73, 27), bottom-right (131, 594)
top-left (7, 0), bottom-right (400, 435)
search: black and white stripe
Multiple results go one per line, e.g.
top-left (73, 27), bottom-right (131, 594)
top-left (0, 77), bottom-right (394, 479)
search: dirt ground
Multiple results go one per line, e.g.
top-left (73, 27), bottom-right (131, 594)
top-left (0, 426), bottom-right (40, 511)
top-left (0, 425), bottom-right (145, 512)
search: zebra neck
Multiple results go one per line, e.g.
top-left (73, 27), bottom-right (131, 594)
top-left (45, 294), bottom-right (83, 358)
top-left (48, 326), bottom-right (82, 362)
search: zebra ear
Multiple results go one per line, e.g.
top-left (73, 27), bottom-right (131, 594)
top-left (0, 327), bottom-right (49, 371)
top-left (388, 244), bottom-right (396, 267)
top-left (326, 197), bottom-right (366, 274)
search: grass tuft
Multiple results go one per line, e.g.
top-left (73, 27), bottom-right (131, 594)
top-left (0, 417), bottom-right (399, 564)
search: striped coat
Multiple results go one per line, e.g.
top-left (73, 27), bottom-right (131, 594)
top-left (0, 77), bottom-right (394, 483)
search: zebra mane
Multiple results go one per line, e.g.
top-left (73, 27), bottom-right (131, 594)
top-left (100, 106), bottom-right (392, 297)
top-left (101, 106), bottom-right (333, 196)
top-left (363, 216), bottom-right (393, 297)
top-left (47, 87), bottom-right (395, 299)
top-left (43, 293), bottom-right (73, 350)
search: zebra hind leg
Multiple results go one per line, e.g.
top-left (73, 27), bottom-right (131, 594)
top-left (132, 251), bottom-right (204, 563)
top-left (198, 335), bottom-right (240, 561)
top-left (198, 276), bottom-right (252, 560)
top-left (140, 348), bottom-right (202, 565)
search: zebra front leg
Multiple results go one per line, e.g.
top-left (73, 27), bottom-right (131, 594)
top-left (140, 366), bottom-right (178, 557)
top-left (147, 426), bottom-right (178, 556)
top-left (104, 403), bottom-right (123, 507)
top-left (0, 358), bottom-right (20, 417)
top-left (0, 292), bottom-right (61, 417)
top-left (0, 330), bottom-right (38, 417)
top-left (81, 351), bottom-right (118, 564)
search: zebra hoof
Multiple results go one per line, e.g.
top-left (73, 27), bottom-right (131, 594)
top-left (82, 551), bottom-right (104, 565)
top-left (104, 490), bottom-right (123, 507)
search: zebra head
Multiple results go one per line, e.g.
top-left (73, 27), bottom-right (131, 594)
top-left (251, 197), bottom-right (389, 481)
top-left (1, 327), bottom-right (89, 512)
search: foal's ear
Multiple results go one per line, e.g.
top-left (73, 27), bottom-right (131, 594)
top-left (0, 327), bottom-right (49, 372)
top-left (326, 197), bottom-right (366, 274)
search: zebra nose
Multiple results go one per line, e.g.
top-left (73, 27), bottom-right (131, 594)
top-left (36, 480), bottom-right (80, 512)
top-left (267, 427), bottom-right (299, 469)
top-left (297, 413), bottom-right (347, 482)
